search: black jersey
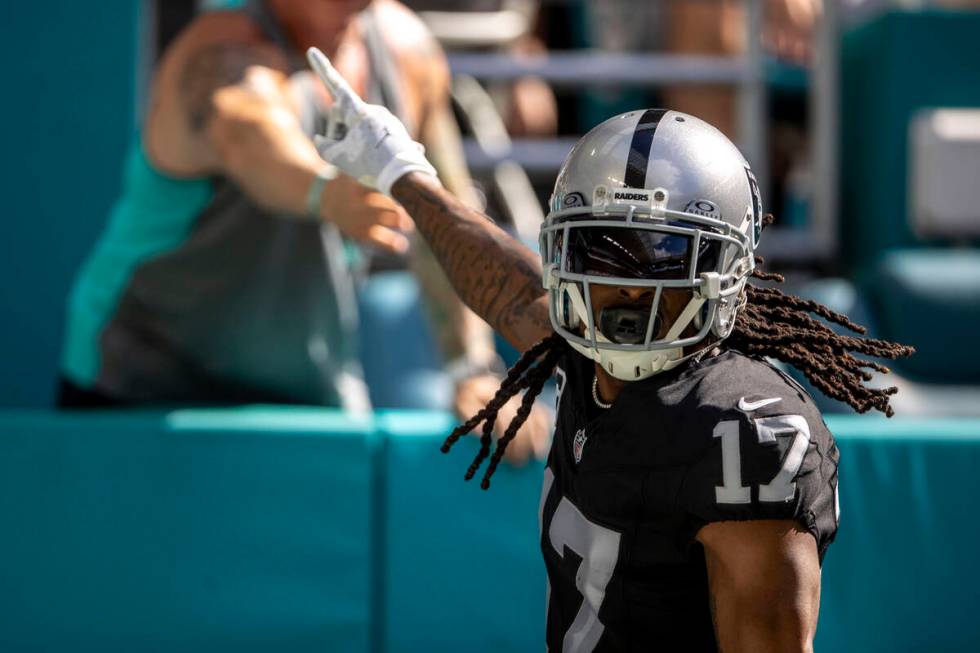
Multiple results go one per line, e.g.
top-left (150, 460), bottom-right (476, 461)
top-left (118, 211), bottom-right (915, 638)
top-left (539, 348), bottom-right (839, 652)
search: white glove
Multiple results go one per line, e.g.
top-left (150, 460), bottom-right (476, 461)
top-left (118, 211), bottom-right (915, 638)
top-left (306, 47), bottom-right (440, 196)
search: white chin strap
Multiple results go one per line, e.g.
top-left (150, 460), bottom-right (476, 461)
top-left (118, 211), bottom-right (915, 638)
top-left (560, 283), bottom-right (706, 381)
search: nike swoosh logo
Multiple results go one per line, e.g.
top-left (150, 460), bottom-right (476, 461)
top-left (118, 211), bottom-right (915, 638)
top-left (738, 396), bottom-right (782, 411)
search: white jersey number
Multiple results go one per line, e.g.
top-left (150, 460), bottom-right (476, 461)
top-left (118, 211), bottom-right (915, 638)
top-left (713, 415), bottom-right (812, 504)
top-left (546, 492), bottom-right (621, 652)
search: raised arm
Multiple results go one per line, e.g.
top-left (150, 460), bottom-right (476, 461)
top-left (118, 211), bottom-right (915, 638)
top-left (392, 174), bottom-right (551, 352)
top-left (307, 48), bottom-right (552, 352)
top-left (144, 14), bottom-right (411, 252)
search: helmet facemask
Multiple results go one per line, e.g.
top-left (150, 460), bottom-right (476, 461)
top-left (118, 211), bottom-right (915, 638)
top-left (540, 197), bottom-right (754, 381)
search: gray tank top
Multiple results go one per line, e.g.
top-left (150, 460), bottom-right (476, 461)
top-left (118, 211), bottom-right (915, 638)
top-left (91, 3), bottom-right (409, 408)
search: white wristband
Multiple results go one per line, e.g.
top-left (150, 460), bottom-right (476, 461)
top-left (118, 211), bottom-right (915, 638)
top-left (305, 164), bottom-right (339, 218)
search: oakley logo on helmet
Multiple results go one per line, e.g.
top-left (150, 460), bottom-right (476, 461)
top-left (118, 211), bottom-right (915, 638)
top-left (551, 191), bottom-right (586, 212)
top-left (685, 199), bottom-right (720, 219)
top-left (563, 192), bottom-right (586, 207)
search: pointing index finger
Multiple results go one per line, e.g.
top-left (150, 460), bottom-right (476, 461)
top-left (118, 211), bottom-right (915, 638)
top-left (306, 47), bottom-right (364, 113)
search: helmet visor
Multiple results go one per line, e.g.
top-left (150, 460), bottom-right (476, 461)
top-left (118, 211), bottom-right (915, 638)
top-left (561, 226), bottom-right (720, 280)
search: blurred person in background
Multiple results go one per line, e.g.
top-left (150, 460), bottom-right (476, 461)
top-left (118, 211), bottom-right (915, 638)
top-left (574, 0), bottom-right (821, 136)
top-left (578, 0), bottom-right (821, 228)
top-left (665, 0), bottom-right (821, 226)
top-left (664, 0), bottom-right (980, 223)
top-left (59, 0), bottom-right (549, 462)
top-left (664, 0), bottom-right (821, 139)
top-left (405, 0), bottom-right (558, 137)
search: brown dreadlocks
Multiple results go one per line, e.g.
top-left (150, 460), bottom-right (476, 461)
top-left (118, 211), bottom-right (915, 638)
top-left (443, 214), bottom-right (915, 489)
top-left (441, 333), bottom-right (567, 490)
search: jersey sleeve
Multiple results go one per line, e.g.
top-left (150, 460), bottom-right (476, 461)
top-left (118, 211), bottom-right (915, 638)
top-left (677, 376), bottom-right (840, 559)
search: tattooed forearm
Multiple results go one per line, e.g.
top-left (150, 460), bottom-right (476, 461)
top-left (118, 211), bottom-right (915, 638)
top-left (392, 173), bottom-right (553, 351)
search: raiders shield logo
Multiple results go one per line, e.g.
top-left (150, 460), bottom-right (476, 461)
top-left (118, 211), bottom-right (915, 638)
top-left (573, 428), bottom-right (588, 464)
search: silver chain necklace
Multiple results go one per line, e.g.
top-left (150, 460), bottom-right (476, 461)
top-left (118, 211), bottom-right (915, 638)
top-left (592, 375), bottom-right (612, 409)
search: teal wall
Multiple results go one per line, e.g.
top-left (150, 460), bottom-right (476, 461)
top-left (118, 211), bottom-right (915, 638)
top-left (838, 11), bottom-right (980, 382)
top-left (840, 10), bottom-right (980, 270)
top-left (1, 408), bottom-right (978, 652)
top-left (0, 2), bottom-right (140, 406)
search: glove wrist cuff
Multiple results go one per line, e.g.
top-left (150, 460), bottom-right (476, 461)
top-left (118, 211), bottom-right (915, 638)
top-left (378, 158), bottom-right (439, 197)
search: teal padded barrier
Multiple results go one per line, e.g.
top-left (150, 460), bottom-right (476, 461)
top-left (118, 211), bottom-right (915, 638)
top-left (869, 249), bottom-right (980, 383)
top-left (376, 411), bottom-right (546, 652)
top-left (840, 10), bottom-right (980, 270)
top-left (0, 2), bottom-right (140, 406)
top-left (1, 408), bottom-right (979, 651)
top-left (817, 416), bottom-right (980, 652)
top-left (0, 408), bottom-right (375, 653)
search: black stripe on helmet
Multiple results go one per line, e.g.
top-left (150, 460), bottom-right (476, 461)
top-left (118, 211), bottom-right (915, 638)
top-left (624, 109), bottom-right (667, 188)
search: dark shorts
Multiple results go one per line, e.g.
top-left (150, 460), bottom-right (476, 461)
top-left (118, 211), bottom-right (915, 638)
top-left (56, 377), bottom-right (128, 409)
top-left (55, 377), bottom-right (314, 409)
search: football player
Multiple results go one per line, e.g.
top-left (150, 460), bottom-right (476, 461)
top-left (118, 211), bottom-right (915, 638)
top-left (307, 48), bottom-right (913, 652)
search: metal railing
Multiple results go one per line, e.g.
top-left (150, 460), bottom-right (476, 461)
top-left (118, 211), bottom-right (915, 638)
top-left (438, 0), bottom-right (842, 264)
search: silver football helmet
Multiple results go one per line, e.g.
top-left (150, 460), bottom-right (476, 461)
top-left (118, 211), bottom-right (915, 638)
top-left (539, 109), bottom-right (762, 381)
